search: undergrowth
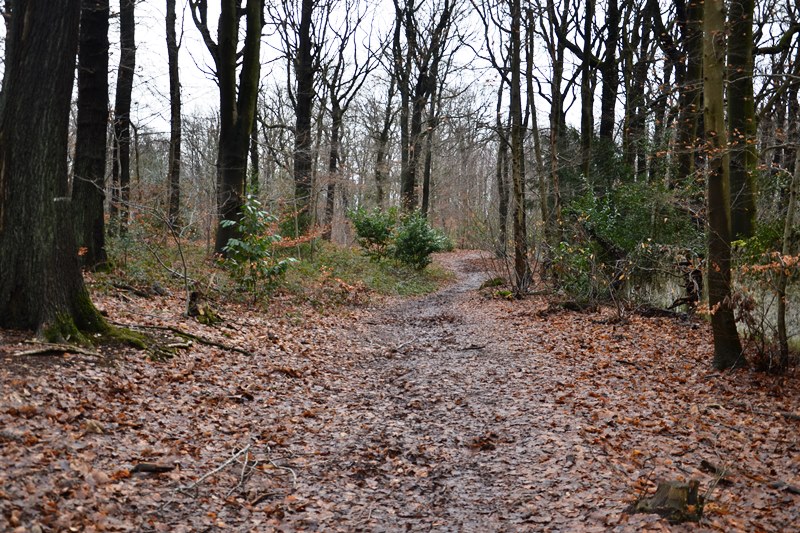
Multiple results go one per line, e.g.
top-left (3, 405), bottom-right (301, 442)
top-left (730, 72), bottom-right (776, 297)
top-left (98, 233), bottom-right (452, 311)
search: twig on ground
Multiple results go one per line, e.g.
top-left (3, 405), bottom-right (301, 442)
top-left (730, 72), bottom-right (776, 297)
top-left (177, 444), bottom-right (251, 495)
top-left (700, 459), bottom-right (800, 495)
top-left (392, 341), bottom-right (412, 352)
top-left (265, 445), bottom-right (298, 488)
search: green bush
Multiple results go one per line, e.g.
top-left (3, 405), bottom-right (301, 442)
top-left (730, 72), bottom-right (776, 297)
top-left (221, 195), bottom-right (296, 300)
top-left (392, 211), bottom-right (450, 270)
top-left (349, 208), bottom-right (450, 270)
top-left (348, 207), bottom-right (398, 261)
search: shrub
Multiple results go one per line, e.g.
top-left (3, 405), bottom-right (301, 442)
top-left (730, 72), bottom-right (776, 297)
top-left (348, 207), bottom-right (398, 262)
top-left (391, 211), bottom-right (450, 270)
top-left (349, 208), bottom-right (450, 270)
top-left (221, 195), bottom-right (296, 301)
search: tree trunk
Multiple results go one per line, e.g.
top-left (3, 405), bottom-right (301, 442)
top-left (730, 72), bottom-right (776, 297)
top-left (596, 0), bottom-right (620, 186)
top-left (495, 82), bottom-right (509, 253)
top-left (110, 0), bottom-right (135, 235)
top-left (166, 0), bottom-right (182, 229)
top-left (676, 0), bottom-right (703, 184)
top-left (510, 0), bottom-right (529, 294)
top-left (629, 3), bottom-right (652, 180)
top-left (0, 0), bottom-right (107, 338)
top-left (293, 0), bottom-right (315, 235)
top-left (323, 102), bottom-right (342, 241)
top-left (72, 0), bottom-right (109, 270)
top-left (421, 79), bottom-right (441, 218)
top-left (579, 0), bottom-right (594, 180)
top-left (727, 0), bottom-right (757, 240)
top-left (374, 77), bottom-right (395, 210)
top-left (190, 0), bottom-right (262, 254)
top-left (249, 119), bottom-right (259, 195)
top-left (704, 0), bottom-right (744, 369)
top-left (777, 139), bottom-right (799, 369)
top-left (599, 0), bottom-right (619, 143)
top-left (526, 8), bottom-right (548, 259)
top-left (395, 10), bottom-right (412, 210)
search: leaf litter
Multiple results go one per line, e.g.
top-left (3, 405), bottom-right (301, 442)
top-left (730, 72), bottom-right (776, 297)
top-left (1, 250), bottom-right (798, 531)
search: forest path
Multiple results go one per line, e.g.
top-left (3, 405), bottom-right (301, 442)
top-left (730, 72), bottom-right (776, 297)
top-left (2, 251), bottom-right (797, 532)
top-left (277, 251), bottom-right (614, 531)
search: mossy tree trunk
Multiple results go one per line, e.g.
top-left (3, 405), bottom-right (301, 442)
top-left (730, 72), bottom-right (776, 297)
top-left (0, 0), bottom-right (107, 338)
top-left (704, 0), bottom-right (745, 369)
top-left (73, 0), bottom-right (109, 270)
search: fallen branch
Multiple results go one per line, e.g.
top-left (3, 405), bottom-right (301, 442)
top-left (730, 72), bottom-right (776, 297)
top-left (14, 342), bottom-right (101, 358)
top-left (700, 459), bottom-right (799, 494)
top-left (177, 444), bottom-right (251, 495)
top-left (769, 480), bottom-right (800, 495)
top-left (112, 282), bottom-right (153, 299)
top-left (131, 462), bottom-right (176, 474)
top-left (111, 321), bottom-right (253, 356)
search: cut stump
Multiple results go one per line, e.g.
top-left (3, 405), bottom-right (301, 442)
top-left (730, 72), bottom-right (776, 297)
top-left (627, 480), bottom-right (703, 523)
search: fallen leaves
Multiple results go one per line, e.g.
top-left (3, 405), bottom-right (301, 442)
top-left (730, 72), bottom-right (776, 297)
top-left (0, 251), bottom-right (798, 531)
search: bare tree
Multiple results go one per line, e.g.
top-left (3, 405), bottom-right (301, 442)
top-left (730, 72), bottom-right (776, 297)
top-left (189, 0), bottom-right (263, 254)
top-left (704, 0), bottom-right (744, 369)
top-left (320, 0), bottom-right (375, 239)
top-left (110, 0), bottom-right (136, 235)
top-left (73, 0), bottom-right (110, 269)
top-left (392, 0), bottom-right (456, 212)
top-left (167, 0), bottom-right (182, 228)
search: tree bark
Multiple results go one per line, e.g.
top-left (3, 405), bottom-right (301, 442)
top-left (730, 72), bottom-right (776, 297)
top-left (727, 0), bottom-right (757, 239)
top-left (72, 0), bottom-right (109, 270)
top-left (190, 0), bottom-right (263, 253)
top-left (0, 0), bottom-right (107, 337)
top-left (510, 0), bottom-right (529, 294)
top-left (704, 0), bottom-right (744, 369)
top-left (249, 119), bottom-right (259, 195)
top-left (374, 76), bottom-right (396, 210)
top-left (595, 0), bottom-right (620, 189)
top-left (495, 82), bottom-right (509, 254)
top-left (777, 138), bottom-right (799, 369)
top-left (167, 0), bottom-right (182, 229)
top-left (323, 102), bottom-right (342, 240)
top-left (579, 0), bottom-right (594, 180)
top-left (421, 74), bottom-right (442, 218)
top-left (293, 0), bottom-right (315, 235)
top-left (110, 0), bottom-right (135, 235)
top-left (676, 0), bottom-right (703, 185)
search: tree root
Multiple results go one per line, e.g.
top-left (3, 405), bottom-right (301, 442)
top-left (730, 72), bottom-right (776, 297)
top-left (111, 321), bottom-right (253, 356)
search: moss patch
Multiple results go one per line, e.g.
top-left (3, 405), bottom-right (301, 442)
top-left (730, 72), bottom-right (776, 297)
top-left (42, 313), bottom-right (92, 345)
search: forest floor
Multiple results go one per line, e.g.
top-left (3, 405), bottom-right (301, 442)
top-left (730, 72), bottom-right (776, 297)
top-left (1, 250), bottom-right (799, 532)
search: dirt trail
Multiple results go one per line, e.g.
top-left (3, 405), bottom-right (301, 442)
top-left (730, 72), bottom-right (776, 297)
top-left (277, 251), bottom-right (612, 531)
top-left (2, 251), bottom-right (797, 532)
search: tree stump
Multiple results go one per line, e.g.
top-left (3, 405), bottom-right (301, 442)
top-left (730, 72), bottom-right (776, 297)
top-left (188, 291), bottom-right (220, 326)
top-left (628, 480), bottom-right (703, 523)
